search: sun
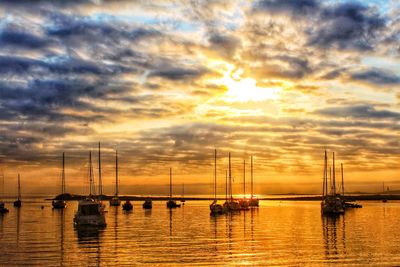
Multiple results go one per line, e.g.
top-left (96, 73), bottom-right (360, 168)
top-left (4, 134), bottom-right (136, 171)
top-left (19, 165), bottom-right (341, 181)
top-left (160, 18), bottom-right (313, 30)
top-left (218, 67), bottom-right (280, 102)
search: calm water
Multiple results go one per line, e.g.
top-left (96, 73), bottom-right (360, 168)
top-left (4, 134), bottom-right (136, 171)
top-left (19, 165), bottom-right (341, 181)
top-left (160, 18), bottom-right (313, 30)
top-left (0, 199), bottom-right (399, 266)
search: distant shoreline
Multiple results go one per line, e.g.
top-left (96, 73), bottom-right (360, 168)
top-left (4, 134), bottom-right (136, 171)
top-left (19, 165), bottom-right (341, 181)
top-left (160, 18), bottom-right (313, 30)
top-left (45, 194), bottom-right (400, 202)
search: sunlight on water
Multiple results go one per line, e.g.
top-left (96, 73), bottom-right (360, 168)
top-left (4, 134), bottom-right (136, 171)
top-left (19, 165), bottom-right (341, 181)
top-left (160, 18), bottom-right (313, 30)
top-left (0, 200), bottom-right (399, 266)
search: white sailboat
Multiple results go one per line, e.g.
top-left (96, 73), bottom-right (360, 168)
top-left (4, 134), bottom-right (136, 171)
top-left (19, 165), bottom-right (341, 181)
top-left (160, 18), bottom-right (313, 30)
top-left (210, 149), bottom-right (226, 215)
top-left (109, 150), bottom-right (121, 206)
top-left (52, 152), bottom-right (67, 209)
top-left (74, 151), bottom-right (106, 227)
top-left (248, 156), bottom-right (259, 207)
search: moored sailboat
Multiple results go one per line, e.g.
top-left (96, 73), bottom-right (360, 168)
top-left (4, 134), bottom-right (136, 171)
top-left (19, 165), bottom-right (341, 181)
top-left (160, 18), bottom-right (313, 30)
top-left (239, 159), bottom-right (249, 210)
top-left (74, 151), bottom-right (106, 227)
top-left (166, 168), bottom-right (180, 208)
top-left (210, 149), bottom-right (226, 215)
top-left (321, 151), bottom-right (344, 215)
top-left (248, 156), bottom-right (259, 207)
top-left (13, 174), bottom-right (21, 207)
top-left (0, 171), bottom-right (8, 213)
top-left (223, 152), bottom-right (241, 212)
top-left (143, 198), bottom-right (152, 209)
top-left (109, 150), bottom-right (121, 206)
top-left (122, 199), bottom-right (133, 211)
top-left (52, 152), bottom-right (67, 209)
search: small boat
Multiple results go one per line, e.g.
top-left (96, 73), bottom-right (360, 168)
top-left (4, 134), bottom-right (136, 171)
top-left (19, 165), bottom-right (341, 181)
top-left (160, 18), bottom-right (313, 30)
top-left (248, 156), bottom-right (259, 207)
top-left (210, 149), bottom-right (227, 215)
top-left (0, 172), bottom-right (8, 213)
top-left (166, 168), bottom-right (181, 208)
top-left (143, 198), bottom-right (152, 209)
top-left (74, 151), bottom-right (106, 227)
top-left (0, 202), bottom-right (9, 213)
top-left (53, 152), bottom-right (67, 209)
top-left (239, 159), bottom-right (249, 210)
top-left (122, 200), bottom-right (133, 211)
top-left (224, 152), bottom-right (241, 212)
top-left (321, 151), bottom-right (344, 215)
top-left (13, 174), bottom-right (21, 207)
top-left (109, 150), bottom-right (121, 207)
top-left (74, 198), bottom-right (106, 227)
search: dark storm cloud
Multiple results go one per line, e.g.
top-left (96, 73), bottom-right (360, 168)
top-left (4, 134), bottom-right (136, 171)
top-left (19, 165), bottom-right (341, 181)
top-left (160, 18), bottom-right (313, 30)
top-left (351, 68), bottom-right (400, 85)
top-left (314, 105), bottom-right (400, 119)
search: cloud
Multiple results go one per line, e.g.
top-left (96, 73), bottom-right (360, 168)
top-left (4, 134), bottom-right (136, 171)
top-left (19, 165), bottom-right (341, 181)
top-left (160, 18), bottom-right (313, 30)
top-left (314, 105), bottom-right (400, 120)
top-left (254, 0), bottom-right (319, 16)
top-left (208, 32), bottom-right (241, 58)
top-left (350, 68), bottom-right (400, 85)
top-left (148, 66), bottom-right (209, 81)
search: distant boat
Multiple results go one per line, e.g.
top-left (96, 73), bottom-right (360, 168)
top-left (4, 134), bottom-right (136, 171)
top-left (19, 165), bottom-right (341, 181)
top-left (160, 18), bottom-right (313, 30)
top-left (248, 156), bottom-right (259, 207)
top-left (210, 149), bottom-right (226, 215)
top-left (143, 198), bottom-right (152, 209)
top-left (340, 163), bottom-right (362, 209)
top-left (122, 199), bottom-right (133, 211)
top-left (13, 173), bottom-right (21, 207)
top-left (180, 183), bottom-right (186, 205)
top-left (74, 151), bottom-right (106, 227)
top-left (321, 151), bottom-right (344, 215)
top-left (382, 182), bottom-right (388, 203)
top-left (0, 171), bottom-right (8, 213)
top-left (97, 142), bottom-right (106, 211)
top-left (239, 159), bottom-right (249, 210)
top-left (52, 153), bottom-right (67, 209)
top-left (166, 168), bottom-right (180, 208)
top-left (223, 152), bottom-right (241, 212)
top-left (109, 150), bottom-right (121, 206)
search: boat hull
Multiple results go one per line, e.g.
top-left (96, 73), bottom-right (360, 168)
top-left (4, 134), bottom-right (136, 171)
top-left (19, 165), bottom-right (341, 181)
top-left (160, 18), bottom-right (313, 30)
top-left (122, 201), bottom-right (133, 211)
top-left (166, 200), bottom-right (181, 208)
top-left (52, 200), bottom-right (67, 209)
top-left (13, 200), bottom-right (21, 207)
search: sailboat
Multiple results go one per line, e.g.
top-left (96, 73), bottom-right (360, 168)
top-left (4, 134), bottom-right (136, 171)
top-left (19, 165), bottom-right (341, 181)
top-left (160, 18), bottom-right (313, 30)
top-left (341, 163), bottom-right (362, 209)
top-left (321, 151), bottom-right (344, 215)
top-left (13, 174), bottom-right (21, 207)
top-left (166, 168), bottom-right (180, 208)
top-left (0, 171), bottom-right (8, 213)
top-left (223, 152), bottom-right (241, 212)
top-left (97, 142), bottom-right (106, 211)
top-left (180, 183), bottom-right (186, 205)
top-left (110, 150), bottom-right (121, 206)
top-left (142, 198), bottom-right (152, 209)
top-left (239, 159), bottom-right (249, 209)
top-left (52, 152), bottom-right (67, 209)
top-left (248, 156), bottom-right (259, 207)
top-left (210, 149), bottom-right (226, 215)
top-left (73, 151), bottom-right (106, 227)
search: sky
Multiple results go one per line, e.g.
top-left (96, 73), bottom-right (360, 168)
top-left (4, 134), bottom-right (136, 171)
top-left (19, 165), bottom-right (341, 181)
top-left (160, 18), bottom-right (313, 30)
top-left (0, 0), bottom-right (399, 196)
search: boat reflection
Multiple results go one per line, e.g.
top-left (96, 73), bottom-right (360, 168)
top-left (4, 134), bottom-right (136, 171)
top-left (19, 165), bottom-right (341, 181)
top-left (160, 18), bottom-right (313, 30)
top-left (322, 214), bottom-right (346, 258)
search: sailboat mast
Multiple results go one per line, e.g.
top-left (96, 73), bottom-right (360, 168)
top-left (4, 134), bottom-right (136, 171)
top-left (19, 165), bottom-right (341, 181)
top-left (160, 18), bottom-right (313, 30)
top-left (251, 156), bottom-right (253, 198)
top-left (98, 142), bottom-right (102, 196)
top-left (62, 152), bottom-right (65, 195)
top-left (332, 152), bottom-right (336, 196)
top-left (169, 168), bottom-right (172, 199)
top-left (115, 150), bottom-right (118, 196)
top-left (243, 160), bottom-right (246, 198)
top-left (341, 163), bottom-right (344, 196)
top-left (17, 173), bottom-right (21, 200)
top-left (89, 151), bottom-right (94, 196)
top-left (214, 149), bottom-right (217, 201)
top-left (225, 170), bottom-right (228, 202)
top-left (323, 150), bottom-right (327, 197)
top-left (229, 152), bottom-right (233, 201)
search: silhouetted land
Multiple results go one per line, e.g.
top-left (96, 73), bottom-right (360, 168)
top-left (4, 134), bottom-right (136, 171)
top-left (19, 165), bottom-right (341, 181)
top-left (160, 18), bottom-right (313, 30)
top-left (48, 193), bottom-right (400, 201)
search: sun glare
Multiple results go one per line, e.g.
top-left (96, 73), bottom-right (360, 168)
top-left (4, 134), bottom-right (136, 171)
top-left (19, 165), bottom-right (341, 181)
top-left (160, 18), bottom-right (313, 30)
top-left (217, 67), bottom-right (281, 102)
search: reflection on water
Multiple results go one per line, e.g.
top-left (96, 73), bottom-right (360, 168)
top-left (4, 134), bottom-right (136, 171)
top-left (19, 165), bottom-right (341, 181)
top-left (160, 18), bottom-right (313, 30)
top-left (0, 200), bottom-right (400, 266)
